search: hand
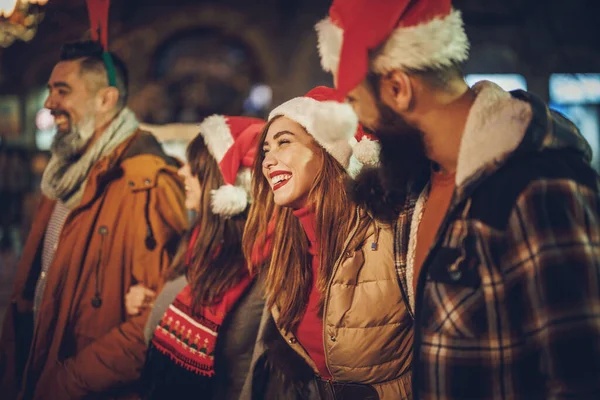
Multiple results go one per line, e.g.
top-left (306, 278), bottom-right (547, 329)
top-left (125, 284), bottom-right (156, 316)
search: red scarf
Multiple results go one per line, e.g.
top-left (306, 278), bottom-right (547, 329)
top-left (292, 207), bottom-right (331, 378)
top-left (149, 226), bottom-right (252, 377)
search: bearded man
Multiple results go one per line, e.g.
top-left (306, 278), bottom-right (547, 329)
top-left (317, 0), bottom-right (600, 398)
top-left (0, 41), bottom-right (187, 399)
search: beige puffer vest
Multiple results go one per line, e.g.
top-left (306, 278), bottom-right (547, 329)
top-left (271, 208), bottom-right (414, 399)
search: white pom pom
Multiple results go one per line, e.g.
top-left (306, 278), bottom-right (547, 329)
top-left (347, 155), bottom-right (362, 179)
top-left (353, 138), bottom-right (380, 166)
top-left (210, 185), bottom-right (248, 216)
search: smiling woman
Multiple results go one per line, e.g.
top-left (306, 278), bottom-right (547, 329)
top-left (243, 86), bottom-right (414, 399)
top-left (261, 118), bottom-right (323, 209)
top-left (129, 115), bottom-right (268, 400)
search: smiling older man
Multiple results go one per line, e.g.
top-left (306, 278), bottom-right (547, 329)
top-left (0, 41), bottom-right (187, 400)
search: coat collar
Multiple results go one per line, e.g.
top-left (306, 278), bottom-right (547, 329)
top-left (75, 130), bottom-right (142, 210)
top-left (76, 129), bottom-right (179, 210)
top-left (455, 80), bottom-right (533, 188)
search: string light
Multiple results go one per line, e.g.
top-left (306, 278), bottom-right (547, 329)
top-left (0, 0), bottom-right (49, 47)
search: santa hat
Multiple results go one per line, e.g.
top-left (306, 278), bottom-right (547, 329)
top-left (268, 86), bottom-right (379, 178)
top-left (315, 0), bottom-right (470, 95)
top-left (197, 115), bottom-right (265, 216)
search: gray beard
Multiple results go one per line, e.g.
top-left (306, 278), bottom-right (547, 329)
top-left (50, 116), bottom-right (96, 160)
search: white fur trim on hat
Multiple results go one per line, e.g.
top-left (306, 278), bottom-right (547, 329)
top-left (235, 168), bottom-right (252, 201)
top-left (210, 167), bottom-right (253, 216)
top-left (315, 17), bottom-right (343, 73)
top-left (198, 115), bottom-right (232, 162)
top-left (372, 9), bottom-right (469, 74)
top-left (211, 184), bottom-right (248, 216)
top-left (353, 137), bottom-right (380, 167)
top-left (269, 97), bottom-right (358, 169)
top-left (345, 137), bottom-right (380, 178)
top-left (346, 155), bottom-right (362, 179)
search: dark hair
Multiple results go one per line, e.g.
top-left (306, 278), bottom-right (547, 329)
top-left (165, 134), bottom-right (248, 313)
top-left (367, 62), bottom-right (465, 92)
top-left (405, 61), bottom-right (465, 89)
top-left (60, 40), bottom-right (129, 109)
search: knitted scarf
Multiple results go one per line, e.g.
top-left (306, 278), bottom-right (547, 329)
top-left (41, 108), bottom-right (139, 208)
top-left (142, 227), bottom-right (252, 399)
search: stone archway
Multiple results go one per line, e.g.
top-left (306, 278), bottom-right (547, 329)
top-left (111, 4), bottom-right (278, 122)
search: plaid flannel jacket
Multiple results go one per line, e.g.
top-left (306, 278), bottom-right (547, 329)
top-left (401, 87), bottom-right (600, 399)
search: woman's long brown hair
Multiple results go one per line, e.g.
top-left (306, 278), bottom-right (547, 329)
top-left (166, 134), bottom-right (248, 314)
top-left (242, 117), bottom-right (358, 333)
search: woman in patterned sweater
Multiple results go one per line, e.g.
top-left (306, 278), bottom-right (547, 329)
top-left (125, 115), bottom-right (266, 400)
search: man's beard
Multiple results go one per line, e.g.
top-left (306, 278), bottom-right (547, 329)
top-left (348, 104), bottom-right (429, 223)
top-left (374, 103), bottom-right (430, 201)
top-left (50, 112), bottom-right (96, 161)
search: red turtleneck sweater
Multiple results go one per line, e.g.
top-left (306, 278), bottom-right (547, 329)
top-left (292, 207), bottom-right (331, 379)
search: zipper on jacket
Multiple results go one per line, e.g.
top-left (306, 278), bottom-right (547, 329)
top-left (143, 190), bottom-right (157, 250)
top-left (371, 221), bottom-right (380, 251)
top-left (322, 207), bottom-right (362, 380)
top-left (91, 225), bottom-right (108, 308)
top-left (326, 378), bottom-right (336, 399)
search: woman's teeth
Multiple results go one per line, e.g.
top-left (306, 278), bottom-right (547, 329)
top-left (272, 174), bottom-right (291, 185)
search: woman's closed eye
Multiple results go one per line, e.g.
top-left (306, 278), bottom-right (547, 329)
top-left (262, 138), bottom-right (292, 155)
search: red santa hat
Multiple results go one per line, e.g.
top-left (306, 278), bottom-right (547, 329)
top-left (268, 86), bottom-right (379, 178)
top-left (197, 115), bottom-right (265, 216)
top-left (315, 0), bottom-right (470, 95)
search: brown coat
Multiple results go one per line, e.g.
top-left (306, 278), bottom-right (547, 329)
top-left (0, 131), bottom-right (187, 400)
top-left (272, 209), bottom-right (414, 399)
